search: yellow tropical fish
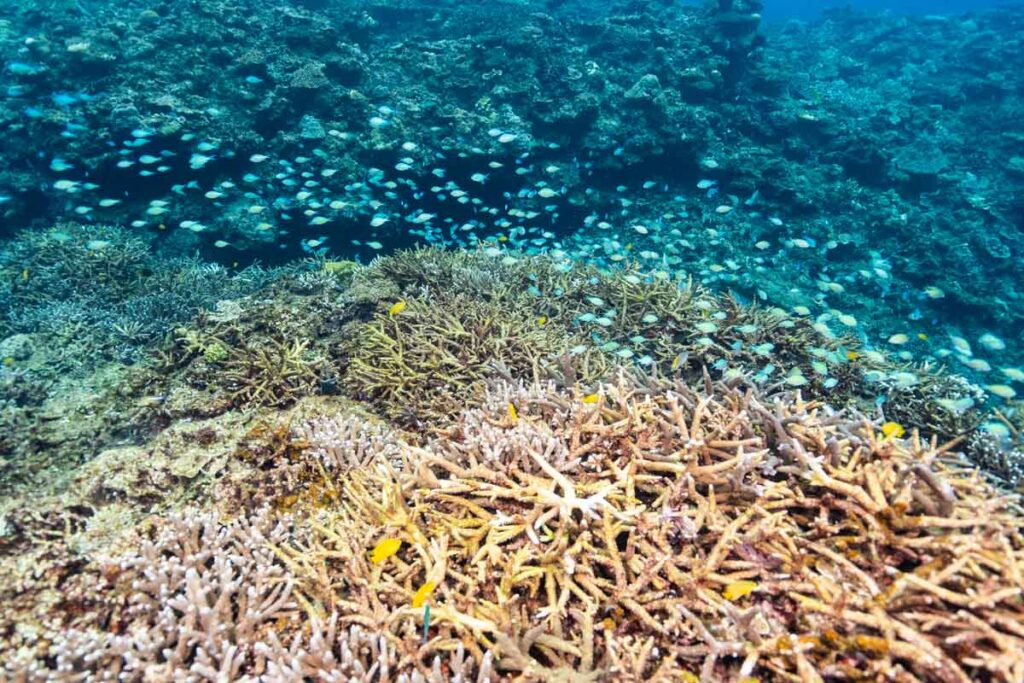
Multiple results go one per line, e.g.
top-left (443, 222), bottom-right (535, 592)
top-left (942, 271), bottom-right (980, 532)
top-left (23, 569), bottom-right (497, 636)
top-left (507, 402), bottom-right (518, 421)
top-left (411, 581), bottom-right (436, 608)
top-left (389, 300), bottom-right (407, 316)
top-left (881, 421), bottom-right (905, 439)
top-left (369, 538), bottom-right (402, 564)
top-left (581, 393), bottom-right (600, 404)
top-left (723, 580), bottom-right (758, 601)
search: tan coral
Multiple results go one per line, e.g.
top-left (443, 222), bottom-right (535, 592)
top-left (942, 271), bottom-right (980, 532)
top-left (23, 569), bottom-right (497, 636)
top-left (269, 374), bottom-right (1024, 682)
top-left (5, 357), bottom-right (1023, 681)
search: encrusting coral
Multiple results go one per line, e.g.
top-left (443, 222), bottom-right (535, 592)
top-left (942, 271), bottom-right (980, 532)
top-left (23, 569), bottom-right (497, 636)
top-left (11, 373), bottom-right (1022, 681)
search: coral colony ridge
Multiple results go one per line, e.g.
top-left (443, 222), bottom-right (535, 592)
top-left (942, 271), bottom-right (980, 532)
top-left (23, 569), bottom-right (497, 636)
top-left (0, 0), bottom-right (1023, 681)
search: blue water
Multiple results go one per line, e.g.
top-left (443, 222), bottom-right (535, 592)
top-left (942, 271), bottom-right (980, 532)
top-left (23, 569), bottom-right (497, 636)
top-left (767, 0), bottom-right (1014, 20)
top-left (683, 0), bottom-right (1020, 22)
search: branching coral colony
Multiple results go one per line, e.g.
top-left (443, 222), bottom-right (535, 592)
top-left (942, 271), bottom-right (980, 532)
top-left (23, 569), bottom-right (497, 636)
top-left (344, 249), bottom-right (1013, 480)
top-left (11, 373), bottom-right (1023, 682)
top-left (1, 247), bottom-right (1021, 682)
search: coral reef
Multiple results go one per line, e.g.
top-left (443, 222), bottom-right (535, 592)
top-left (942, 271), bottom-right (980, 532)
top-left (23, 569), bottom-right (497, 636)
top-left (0, 223), bottom-right (280, 493)
top-left (2, 1), bottom-right (1024, 679)
top-left (1, 241), bottom-right (1023, 681)
top-left (0, 0), bottom-right (1021, 367)
top-left (5, 374), bottom-right (1023, 681)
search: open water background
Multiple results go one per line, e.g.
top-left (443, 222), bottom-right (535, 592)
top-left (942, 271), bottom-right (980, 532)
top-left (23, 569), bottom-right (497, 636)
top-left (679, 0), bottom-right (1019, 22)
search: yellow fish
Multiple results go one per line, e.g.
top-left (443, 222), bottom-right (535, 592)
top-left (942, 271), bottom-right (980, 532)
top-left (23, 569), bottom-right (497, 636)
top-left (507, 402), bottom-right (518, 421)
top-left (369, 538), bottom-right (402, 564)
top-left (581, 393), bottom-right (600, 404)
top-left (723, 580), bottom-right (758, 601)
top-left (881, 421), bottom-right (905, 439)
top-left (388, 300), bottom-right (407, 316)
top-left (411, 581), bottom-right (436, 608)
top-left (537, 315), bottom-right (547, 327)
top-left (21, 267), bottom-right (29, 281)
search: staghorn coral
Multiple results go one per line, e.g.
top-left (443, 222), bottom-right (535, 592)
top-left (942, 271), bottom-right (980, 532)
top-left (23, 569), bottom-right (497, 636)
top-left (346, 248), bottom-right (973, 439)
top-left (267, 374), bottom-right (1024, 682)
top-left (221, 337), bottom-right (325, 408)
top-left (256, 614), bottom-right (496, 683)
top-left (968, 430), bottom-right (1024, 488)
top-left (966, 404), bottom-right (1024, 486)
top-left (155, 264), bottom-right (344, 414)
top-left (357, 248), bottom-right (869, 387)
top-left (340, 292), bottom-right (607, 425)
top-left (223, 409), bottom-right (405, 513)
top-left (878, 371), bottom-right (987, 445)
top-left (0, 223), bottom-right (151, 306)
top-left (4, 246), bottom-right (1023, 682)
top-left (5, 374), bottom-right (1024, 680)
top-left (7, 510), bottom-right (299, 682)
top-left (297, 412), bottom-right (403, 472)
